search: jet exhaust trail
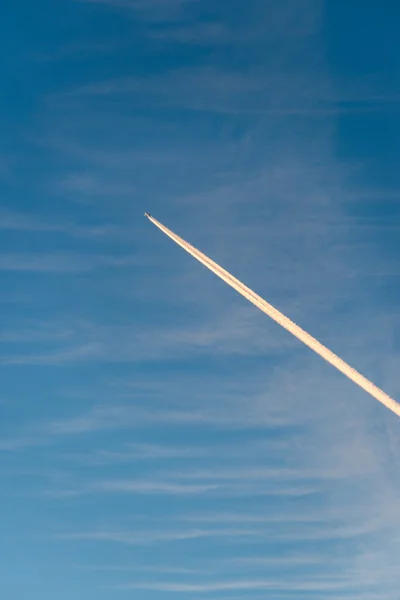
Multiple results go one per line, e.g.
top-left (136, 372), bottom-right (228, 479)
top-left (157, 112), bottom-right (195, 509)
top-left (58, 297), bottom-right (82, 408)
top-left (145, 213), bottom-right (400, 419)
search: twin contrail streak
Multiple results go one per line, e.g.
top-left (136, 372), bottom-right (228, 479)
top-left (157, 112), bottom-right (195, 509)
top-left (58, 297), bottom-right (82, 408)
top-left (145, 213), bottom-right (400, 419)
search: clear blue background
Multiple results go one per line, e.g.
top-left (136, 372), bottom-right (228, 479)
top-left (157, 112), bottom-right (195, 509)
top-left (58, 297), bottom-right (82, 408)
top-left (1, 1), bottom-right (400, 598)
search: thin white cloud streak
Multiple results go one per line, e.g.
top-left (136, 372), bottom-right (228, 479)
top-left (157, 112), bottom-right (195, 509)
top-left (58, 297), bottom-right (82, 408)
top-left (164, 461), bottom-right (379, 482)
top-left (0, 253), bottom-right (144, 273)
top-left (0, 322), bottom-right (75, 343)
top-left (0, 207), bottom-right (121, 238)
top-left (59, 437), bottom-right (292, 465)
top-left (61, 442), bottom-right (225, 464)
top-left (0, 435), bottom-right (50, 451)
top-left (59, 527), bottom-right (262, 545)
top-left (45, 406), bottom-right (215, 435)
top-left (85, 551), bottom-right (340, 573)
top-left (56, 65), bottom-right (400, 115)
top-left (0, 359), bottom-right (378, 452)
top-left (89, 479), bottom-right (218, 495)
top-left (1, 343), bottom-right (102, 366)
top-left (54, 505), bottom-right (388, 545)
top-left (119, 575), bottom-right (378, 593)
top-left (44, 402), bottom-right (294, 436)
top-left (3, 285), bottom-right (327, 372)
top-left (76, 0), bottom-right (322, 41)
top-left (229, 554), bottom-right (337, 568)
top-left (180, 511), bottom-right (334, 525)
top-left (56, 172), bottom-right (139, 199)
top-left (55, 72), bottom-right (336, 116)
top-left (45, 473), bottom-right (323, 499)
top-left (49, 483), bottom-right (321, 499)
top-left (76, 565), bottom-right (209, 575)
top-left (75, 0), bottom-right (197, 16)
top-left (1, 402), bottom-right (291, 452)
top-left (0, 304), bottom-right (304, 366)
top-left (58, 522), bottom-right (371, 547)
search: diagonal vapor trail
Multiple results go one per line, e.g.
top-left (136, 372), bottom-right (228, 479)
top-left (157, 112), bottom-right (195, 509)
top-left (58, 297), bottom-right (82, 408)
top-left (145, 213), bottom-right (400, 419)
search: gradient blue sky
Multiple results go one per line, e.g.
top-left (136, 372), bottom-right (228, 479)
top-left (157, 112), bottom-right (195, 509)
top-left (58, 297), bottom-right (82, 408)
top-left (1, 1), bottom-right (400, 598)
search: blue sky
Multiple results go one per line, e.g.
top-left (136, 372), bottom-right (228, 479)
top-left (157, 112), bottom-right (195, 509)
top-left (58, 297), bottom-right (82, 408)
top-left (1, 0), bottom-right (400, 598)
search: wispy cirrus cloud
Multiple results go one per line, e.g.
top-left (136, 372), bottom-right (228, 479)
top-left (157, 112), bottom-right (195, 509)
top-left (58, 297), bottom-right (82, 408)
top-left (0, 253), bottom-right (145, 273)
top-left (59, 512), bottom-right (387, 544)
top-left (118, 577), bottom-right (396, 594)
top-left (0, 207), bottom-right (125, 238)
top-left (87, 479), bottom-right (218, 495)
top-left (47, 477), bottom-right (321, 500)
top-left (0, 435), bottom-right (50, 452)
top-left (59, 525), bottom-right (262, 545)
top-left (0, 343), bottom-right (102, 366)
top-left (53, 64), bottom-right (400, 116)
top-left (3, 1), bottom-right (400, 598)
top-left (60, 442), bottom-right (218, 465)
top-left (77, 564), bottom-right (209, 575)
top-left (59, 437), bottom-right (292, 465)
top-left (76, 0), bottom-right (197, 18)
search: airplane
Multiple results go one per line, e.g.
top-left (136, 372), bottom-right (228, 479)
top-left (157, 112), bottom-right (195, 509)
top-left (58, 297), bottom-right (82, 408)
top-left (144, 212), bottom-right (151, 218)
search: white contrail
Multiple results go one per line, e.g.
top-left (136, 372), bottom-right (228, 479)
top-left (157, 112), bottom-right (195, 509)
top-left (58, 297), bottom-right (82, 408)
top-left (145, 213), bottom-right (400, 419)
